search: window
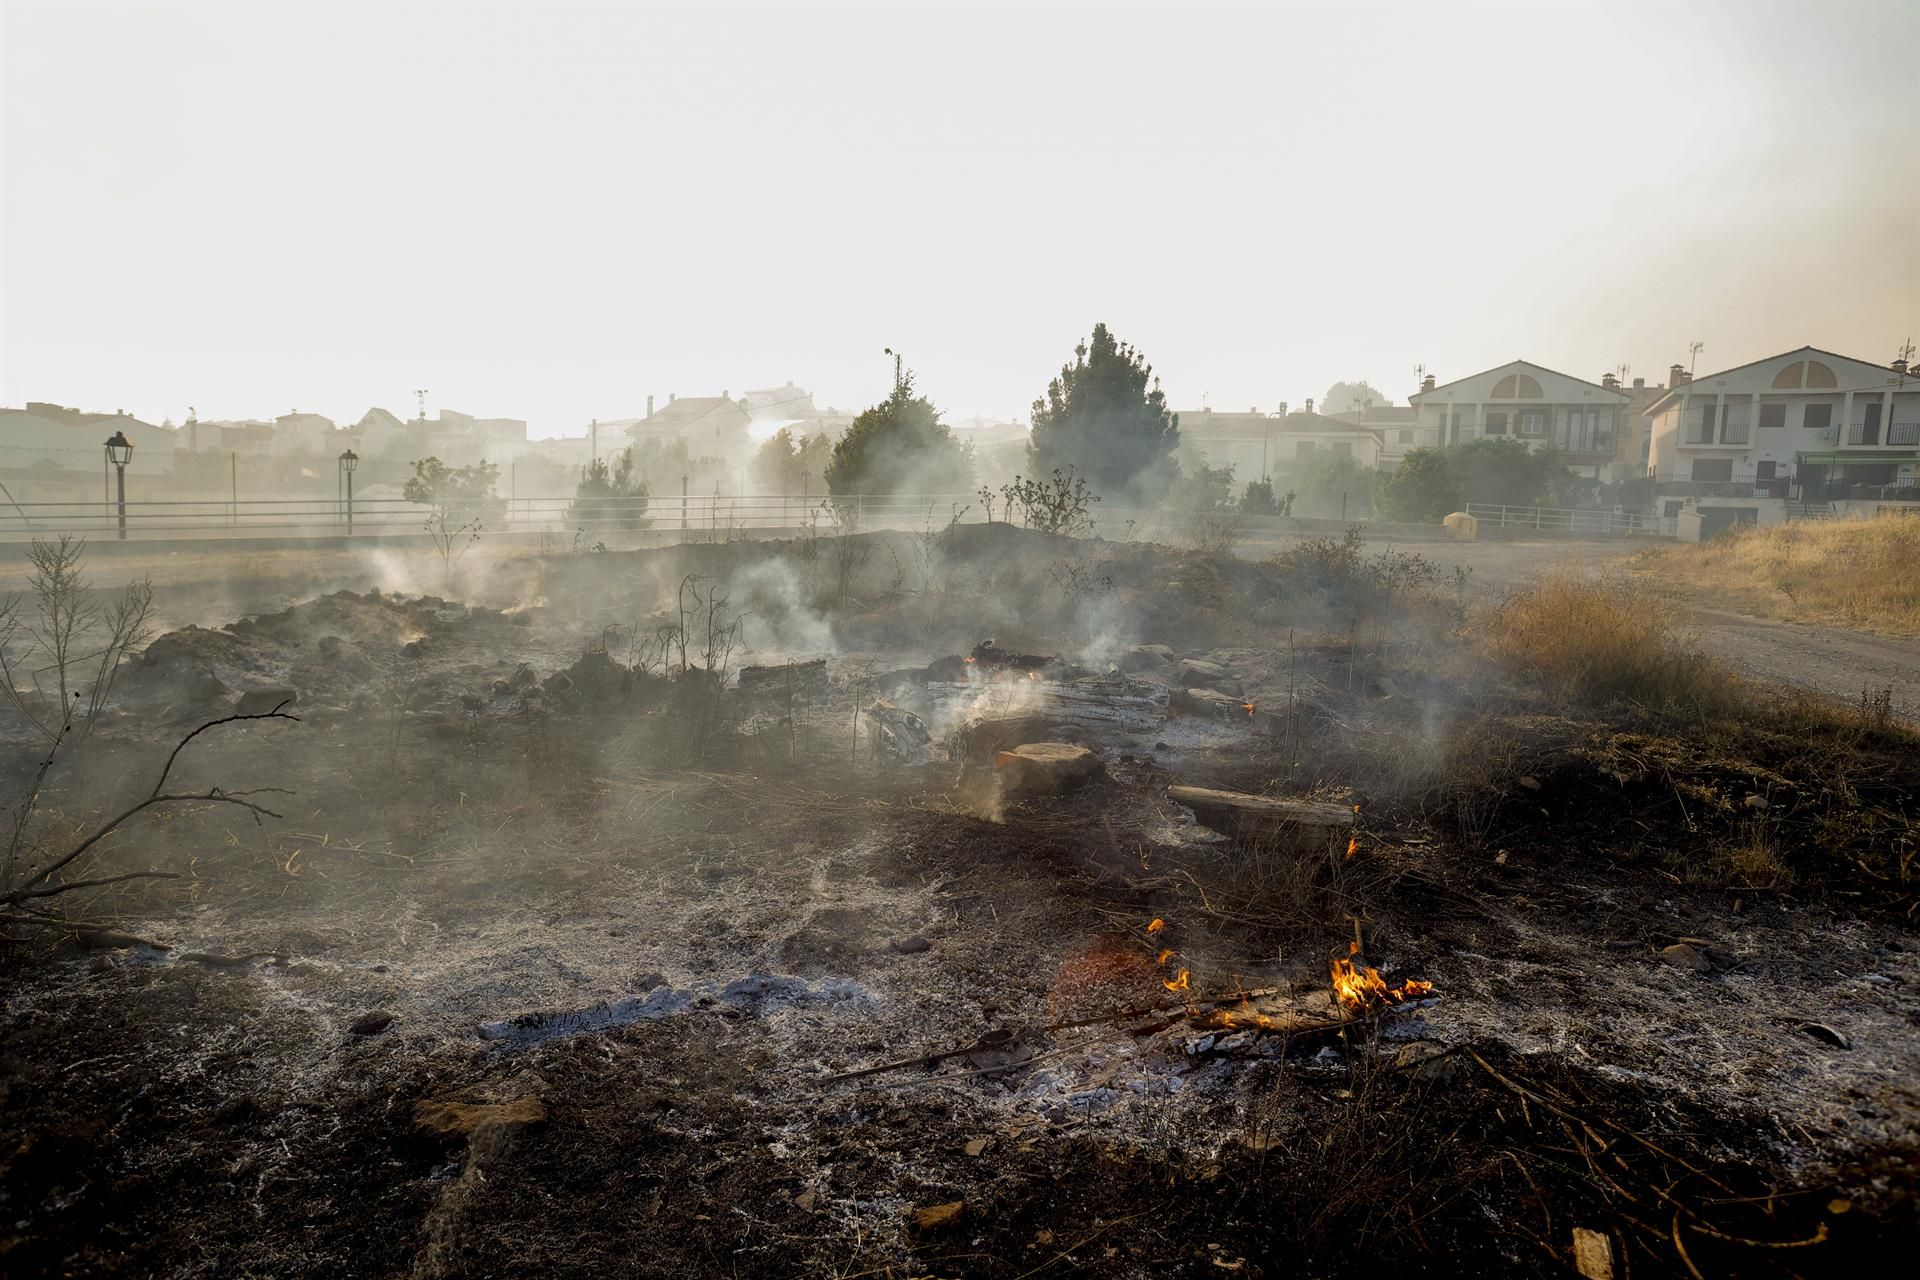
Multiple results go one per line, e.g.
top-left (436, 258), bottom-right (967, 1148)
top-left (1484, 412), bottom-right (1508, 435)
top-left (1772, 362), bottom-right (1805, 389)
top-left (1691, 458), bottom-right (1733, 482)
top-left (1853, 401), bottom-right (1882, 446)
top-left (1720, 397), bottom-right (1750, 445)
top-left (1331, 441), bottom-right (1353, 458)
top-left (1490, 373), bottom-right (1544, 399)
top-left (1519, 412), bottom-right (1544, 437)
top-left (1758, 403), bottom-right (1786, 430)
top-left (1686, 400), bottom-right (1718, 444)
top-left (1804, 361), bottom-right (1837, 388)
top-left (1755, 461), bottom-right (1777, 481)
top-left (1803, 403), bottom-right (1832, 431)
top-left (1397, 428), bottom-right (1415, 444)
top-left (1295, 440), bottom-right (1317, 457)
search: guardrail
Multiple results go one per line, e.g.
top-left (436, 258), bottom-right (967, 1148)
top-left (1464, 503), bottom-right (1666, 536)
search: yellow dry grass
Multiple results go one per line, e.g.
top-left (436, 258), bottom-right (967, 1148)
top-left (1631, 517), bottom-right (1920, 636)
top-left (1476, 568), bottom-right (1737, 711)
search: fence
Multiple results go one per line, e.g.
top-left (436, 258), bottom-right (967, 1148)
top-left (1464, 503), bottom-right (1667, 536)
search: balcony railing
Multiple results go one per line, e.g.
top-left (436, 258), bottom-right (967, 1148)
top-left (1886, 422), bottom-right (1919, 446)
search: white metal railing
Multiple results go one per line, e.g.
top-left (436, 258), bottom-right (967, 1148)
top-left (1464, 503), bottom-right (1665, 536)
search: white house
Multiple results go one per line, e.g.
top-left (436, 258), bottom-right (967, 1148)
top-left (1644, 345), bottom-right (1920, 534)
top-left (1177, 406), bottom-right (1380, 489)
top-left (1406, 361), bottom-right (1634, 481)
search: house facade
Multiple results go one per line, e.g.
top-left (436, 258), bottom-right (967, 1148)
top-left (1644, 346), bottom-right (1919, 532)
top-left (1177, 405), bottom-right (1381, 490)
top-left (1406, 361), bottom-right (1634, 481)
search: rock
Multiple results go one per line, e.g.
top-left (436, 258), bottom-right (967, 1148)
top-left (402, 639), bottom-right (427, 658)
top-left (994, 743), bottom-right (1105, 796)
top-left (492, 680), bottom-right (514, 697)
top-left (1174, 658), bottom-right (1240, 694)
top-left (963, 1137), bottom-right (989, 1157)
top-left (1657, 944), bottom-right (1712, 974)
top-left (1744, 793), bottom-right (1768, 810)
top-left (889, 935), bottom-right (931, 955)
top-left (1572, 1226), bottom-right (1614, 1280)
top-left (1392, 1041), bottom-right (1462, 1082)
top-left (793, 1188), bottom-right (818, 1211)
top-left (1171, 686), bottom-right (1248, 719)
top-left (911, 1201), bottom-right (965, 1234)
top-left (413, 1096), bottom-right (548, 1138)
top-left (235, 687), bottom-right (298, 716)
top-left (1517, 775), bottom-right (1542, 791)
top-left (350, 1010), bottom-right (394, 1036)
top-left (317, 635), bottom-right (346, 661)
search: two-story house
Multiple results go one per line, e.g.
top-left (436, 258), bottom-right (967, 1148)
top-left (1644, 346), bottom-right (1919, 534)
top-left (1406, 361), bottom-right (1634, 482)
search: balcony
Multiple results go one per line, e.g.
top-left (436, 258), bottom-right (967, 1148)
top-left (1654, 475), bottom-right (1790, 499)
top-left (1888, 422), bottom-right (1919, 447)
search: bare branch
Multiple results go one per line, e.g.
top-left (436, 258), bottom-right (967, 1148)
top-left (17, 790), bottom-right (285, 894)
top-left (4, 870), bottom-right (181, 904)
top-left (151, 704), bottom-right (300, 799)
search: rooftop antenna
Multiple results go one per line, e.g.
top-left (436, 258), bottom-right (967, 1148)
top-left (1687, 342), bottom-right (1704, 376)
top-left (882, 347), bottom-right (904, 394)
top-left (1616, 363), bottom-right (1631, 383)
top-left (1896, 338), bottom-right (1916, 387)
top-left (1414, 363), bottom-right (1427, 387)
top-left (413, 388), bottom-right (429, 422)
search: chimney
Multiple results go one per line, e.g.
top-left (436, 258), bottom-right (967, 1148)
top-left (1669, 363), bottom-right (1689, 388)
top-left (669, 392), bottom-right (676, 404)
top-left (1420, 374), bottom-right (1436, 393)
top-left (1277, 401), bottom-right (1288, 417)
top-left (722, 389), bottom-right (729, 400)
top-left (1601, 372), bottom-right (1619, 389)
top-left (1632, 377), bottom-right (1645, 390)
top-left (1895, 357), bottom-right (1910, 377)
top-left (646, 395), bottom-right (654, 419)
top-left (1305, 397), bottom-right (1315, 414)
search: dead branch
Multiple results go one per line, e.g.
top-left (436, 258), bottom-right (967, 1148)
top-left (3, 869), bottom-right (180, 903)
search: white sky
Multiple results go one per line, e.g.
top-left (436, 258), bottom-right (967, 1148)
top-left (4, 0), bottom-right (1916, 438)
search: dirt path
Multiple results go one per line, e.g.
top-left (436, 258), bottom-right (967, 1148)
top-left (1687, 606), bottom-right (1920, 714)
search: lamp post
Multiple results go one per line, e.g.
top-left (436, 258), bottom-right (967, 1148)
top-left (339, 449), bottom-right (359, 536)
top-left (104, 431), bottom-right (133, 540)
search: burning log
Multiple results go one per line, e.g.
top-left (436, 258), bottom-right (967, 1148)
top-left (1168, 785), bottom-right (1355, 849)
top-left (951, 715), bottom-right (1059, 763)
top-left (994, 743), bottom-right (1105, 796)
top-left (736, 658), bottom-right (827, 696)
top-left (926, 675), bottom-right (1169, 736)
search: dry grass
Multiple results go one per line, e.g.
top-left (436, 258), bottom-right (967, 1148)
top-left (1632, 516), bottom-right (1920, 635)
top-left (1476, 567), bottom-right (1737, 712)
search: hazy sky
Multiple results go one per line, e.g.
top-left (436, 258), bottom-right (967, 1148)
top-left (4, 1), bottom-right (1916, 438)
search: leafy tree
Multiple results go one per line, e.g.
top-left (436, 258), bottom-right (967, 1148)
top-left (1029, 323), bottom-right (1179, 506)
top-left (750, 427), bottom-right (833, 494)
top-left (1240, 477), bottom-right (1278, 515)
top-left (1288, 450), bottom-right (1375, 518)
top-left (1166, 460), bottom-right (1236, 512)
top-left (1373, 448), bottom-right (1461, 522)
top-left (1320, 380), bottom-right (1390, 417)
top-left (403, 457), bottom-right (503, 524)
top-left (566, 447), bottom-right (651, 530)
top-left (824, 370), bottom-right (973, 497)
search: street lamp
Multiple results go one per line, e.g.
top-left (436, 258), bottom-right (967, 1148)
top-left (104, 431), bottom-right (133, 540)
top-left (339, 449), bottom-right (360, 536)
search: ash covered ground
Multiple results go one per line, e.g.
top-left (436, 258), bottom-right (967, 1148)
top-left (2, 524), bottom-right (1916, 1278)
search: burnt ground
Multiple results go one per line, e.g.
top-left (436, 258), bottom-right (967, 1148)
top-left (2, 525), bottom-right (1917, 1278)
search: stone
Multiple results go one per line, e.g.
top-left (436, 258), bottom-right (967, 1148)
top-left (316, 635), bottom-right (346, 661)
top-left (911, 1201), bottom-right (965, 1234)
top-left (350, 1009), bottom-right (394, 1036)
top-left (413, 1096), bottom-right (548, 1137)
top-left (492, 680), bottom-right (514, 697)
top-left (1171, 686), bottom-right (1248, 719)
top-left (994, 743), bottom-right (1105, 796)
top-left (235, 687), bottom-right (299, 716)
top-left (1658, 943), bottom-right (1712, 973)
top-left (1572, 1227), bottom-right (1614, 1280)
top-left (402, 639), bottom-right (427, 658)
top-left (889, 935), bottom-right (931, 955)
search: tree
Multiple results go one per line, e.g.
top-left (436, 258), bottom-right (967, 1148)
top-left (1373, 448), bottom-right (1461, 522)
top-left (1029, 323), bottom-right (1180, 506)
top-left (750, 428), bottom-right (832, 495)
top-left (1240, 477), bottom-right (1278, 515)
top-left (403, 457), bottom-right (503, 525)
top-left (1288, 450), bottom-right (1375, 518)
top-left (566, 447), bottom-right (650, 530)
top-left (1321, 380), bottom-right (1390, 417)
top-left (824, 370), bottom-right (973, 498)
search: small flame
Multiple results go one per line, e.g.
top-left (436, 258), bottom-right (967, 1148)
top-left (1346, 835), bottom-right (1359, 859)
top-left (1146, 918), bottom-right (1165, 935)
top-left (963, 656), bottom-right (977, 664)
top-left (1242, 701), bottom-right (1256, 716)
top-left (1329, 940), bottom-right (1433, 1013)
top-left (1026, 670), bottom-right (1041, 680)
top-left (1163, 968), bottom-right (1190, 993)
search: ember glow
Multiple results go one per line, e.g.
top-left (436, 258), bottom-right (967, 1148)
top-left (1329, 941), bottom-right (1433, 1013)
top-left (1163, 968), bottom-right (1191, 993)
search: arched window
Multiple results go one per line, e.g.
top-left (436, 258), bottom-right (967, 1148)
top-left (1772, 362), bottom-right (1804, 389)
top-left (1492, 375), bottom-right (1517, 398)
top-left (1804, 361), bottom-right (1837, 388)
top-left (1490, 373), bottom-right (1544, 399)
top-left (1516, 374), bottom-right (1542, 398)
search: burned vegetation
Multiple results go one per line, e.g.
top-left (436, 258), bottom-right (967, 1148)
top-left (2, 523), bottom-right (1916, 1279)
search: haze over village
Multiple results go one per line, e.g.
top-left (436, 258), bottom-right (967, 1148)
top-left (3, 5), bottom-right (1920, 1280)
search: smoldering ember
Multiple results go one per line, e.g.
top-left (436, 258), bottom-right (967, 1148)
top-left (2, 479), bottom-right (1918, 1279)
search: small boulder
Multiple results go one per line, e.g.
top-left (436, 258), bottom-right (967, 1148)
top-left (402, 639), bottom-right (428, 658)
top-left (235, 687), bottom-right (299, 716)
top-left (1121, 645), bottom-right (1174, 673)
top-left (911, 1201), bottom-right (965, 1234)
top-left (350, 1009), bottom-right (394, 1036)
top-left (1175, 658), bottom-right (1239, 694)
top-left (994, 743), bottom-right (1105, 796)
top-left (316, 635), bottom-right (347, 661)
top-left (1658, 943), bottom-right (1712, 974)
top-left (889, 935), bottom-right (932, 955)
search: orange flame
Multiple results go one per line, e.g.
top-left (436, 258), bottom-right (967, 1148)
top-left (963, 656), bottom-right (977, 664)
top-left (1156, 947), bottom-right (1176, 965)
top-left (1329, 940), bottom-right (1433, 1013)
top-left (1163, 968), bottom-right (1190, 993)
top-left (1026, 670), bottom-right (1041, 680)
top-left (1242, 701), bottom-right (1256, 716)
top-left (1346, 835), bottom-right (1359, 859)
top-left (1146, 918), bottom-right (1165, 935)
